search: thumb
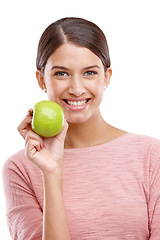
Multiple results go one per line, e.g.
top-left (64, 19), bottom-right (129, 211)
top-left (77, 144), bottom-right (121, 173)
top-left (54, 119), bottom-right (68, 143)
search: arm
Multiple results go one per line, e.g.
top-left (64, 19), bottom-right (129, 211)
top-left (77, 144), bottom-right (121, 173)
top-left (25, 119), bottom-right (70, 240)
top-left (148, 143), bottom-right (160, 239)
top-left (2, 156), bottom-right (43, 239)
top-left (42, 172), bottom-right (70, 240)
top-left (17, 111), bottom-right (71, 239)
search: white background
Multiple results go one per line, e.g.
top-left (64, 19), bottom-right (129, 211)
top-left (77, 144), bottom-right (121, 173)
top-left (0, 0), bottom-right (160, 238)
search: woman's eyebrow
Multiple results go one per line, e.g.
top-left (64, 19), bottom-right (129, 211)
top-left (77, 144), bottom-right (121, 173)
top-left (51, 64), bottom-right (100, 71)
top-left (83, 65), bottom-right (100, 70)
top-left (51, 65), bottom-right (69, 71)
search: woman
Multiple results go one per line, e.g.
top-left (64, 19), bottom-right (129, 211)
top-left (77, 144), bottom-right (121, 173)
top-left (3, 17), bottom-right (160, 240)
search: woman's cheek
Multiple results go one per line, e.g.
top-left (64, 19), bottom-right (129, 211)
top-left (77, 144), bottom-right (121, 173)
top-left (46, 82), bottom-right (64, 102)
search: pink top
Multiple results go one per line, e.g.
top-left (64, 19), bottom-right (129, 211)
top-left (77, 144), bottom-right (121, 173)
top-left (2, 133), bottom-right (160, 240)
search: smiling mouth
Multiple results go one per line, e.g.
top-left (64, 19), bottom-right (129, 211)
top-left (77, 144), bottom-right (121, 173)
top-left (63, 98), bottom-right (91, 106)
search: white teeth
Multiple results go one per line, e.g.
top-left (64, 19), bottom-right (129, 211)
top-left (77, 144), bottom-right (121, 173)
top-left (67, 100), bottom-right (87, 106)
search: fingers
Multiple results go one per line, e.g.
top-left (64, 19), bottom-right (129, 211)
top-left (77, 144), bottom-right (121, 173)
top-left (17, 110), bottom-right (33, 139)
top-left (25, 130), bottom-right (44, 149)
top-left (25, 130), bottom-right (45, 160)
top-left (25, 138), bottom-right (44, 160)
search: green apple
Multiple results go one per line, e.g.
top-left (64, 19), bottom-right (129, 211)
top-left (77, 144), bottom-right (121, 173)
top-left (31, 100), bottom-right (64, 137)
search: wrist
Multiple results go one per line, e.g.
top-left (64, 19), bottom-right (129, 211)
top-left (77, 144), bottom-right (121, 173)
top-left (42, 167), bottom-right (63, 190)
top-left (40, 155), bottom-right (63, 175)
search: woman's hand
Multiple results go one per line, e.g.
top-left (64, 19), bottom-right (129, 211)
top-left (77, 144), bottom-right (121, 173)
top-left (18, 109), bottom-right (68, 175)
top-left (17, 110), bottom-right (33, 139)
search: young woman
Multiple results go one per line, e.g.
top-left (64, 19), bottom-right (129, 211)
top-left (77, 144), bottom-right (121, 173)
top-left (3, 17), bottom-right (160, 240)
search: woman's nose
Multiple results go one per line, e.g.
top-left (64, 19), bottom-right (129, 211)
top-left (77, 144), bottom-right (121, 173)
top-left (68, 75), bottom-right (85, 97)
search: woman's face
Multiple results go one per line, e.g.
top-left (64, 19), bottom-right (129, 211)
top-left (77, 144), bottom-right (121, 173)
top-left (37, 43), bottom-right (112, 124)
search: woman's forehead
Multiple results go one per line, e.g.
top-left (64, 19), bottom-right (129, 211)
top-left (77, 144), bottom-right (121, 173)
top-left (46, 43), bottom-right (103, 70)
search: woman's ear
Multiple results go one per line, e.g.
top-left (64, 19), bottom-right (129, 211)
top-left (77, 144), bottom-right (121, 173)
top-left (36, 70), bottom-right (46, 91)
top-left (104, 67), bottom-right (112, 89)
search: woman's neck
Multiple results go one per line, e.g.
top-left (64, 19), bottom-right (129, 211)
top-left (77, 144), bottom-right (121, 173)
top-left (64, 111), bottom-right (126, 149)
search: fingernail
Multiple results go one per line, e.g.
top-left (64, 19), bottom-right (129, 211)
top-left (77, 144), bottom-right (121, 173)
top-left (28, 109), bottom-right (33, 114)
top-left (41, 142), bottom-right (45, 148)
top-left (36, 145), bottom-right (41, 151)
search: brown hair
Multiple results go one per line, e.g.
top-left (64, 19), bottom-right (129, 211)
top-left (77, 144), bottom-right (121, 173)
top-left (36, 17), bottom-right (111, 74)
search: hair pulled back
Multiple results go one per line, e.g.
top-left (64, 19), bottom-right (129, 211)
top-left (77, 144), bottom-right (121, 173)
top-left (36, 17), bottom-right (111, 74)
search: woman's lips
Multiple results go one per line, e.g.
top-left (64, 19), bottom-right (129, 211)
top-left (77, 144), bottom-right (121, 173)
top-left (62, 98), bottom-right (91, 111)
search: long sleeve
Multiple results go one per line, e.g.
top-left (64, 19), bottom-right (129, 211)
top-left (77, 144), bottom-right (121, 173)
top-left (2, 150), bottom-right (43, 240)
top-left (148, 142), bottom-right (160, 239)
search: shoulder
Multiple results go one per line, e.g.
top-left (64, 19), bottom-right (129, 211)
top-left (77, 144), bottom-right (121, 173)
top-left (127, 132), bottom-right (160, 148)
top-left (3, 149), bottom-right (30, 171)
top-left (2, 149), bottom-right (41, 181)
top-left (121, 132), bottom-right (160, 146)
top-left (126, 132), bottom-right (160, 164)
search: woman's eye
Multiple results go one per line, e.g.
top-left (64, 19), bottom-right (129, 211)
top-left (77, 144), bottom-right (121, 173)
top-left (84, 71), bottom-right (97, 76)
top-left (54, 71), bottom-right (68, 77)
